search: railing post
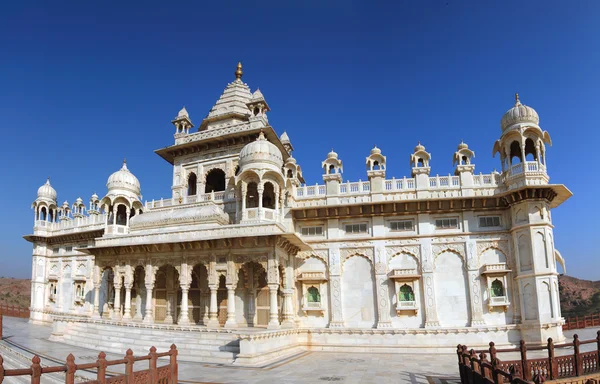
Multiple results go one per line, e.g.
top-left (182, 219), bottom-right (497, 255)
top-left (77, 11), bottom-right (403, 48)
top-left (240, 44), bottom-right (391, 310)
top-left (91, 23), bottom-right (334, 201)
top-left (480, 352), bottom-right (490, 381)
top-left (125, 349), bottom-right (134, 384)
top-left (149, 346), bottom-right (157, 384)
top-left (65, 353), bottom-right (76, 384)
top-left (169, 344), bottom-right (178, 384)
top-left (96, 351), bottom-right (107, 384)
top-left (0, 355), bottom-right (4, 383)
top-left (520, 340), bottom-right (531, 381)
top-left (31, 355), bottom-right (41, 384)
top-left (469, 349), bottom-right (479, 384)
top-left (573, 334), bottom-right (581, 377)
top-left (546, 338), bottom-right (557, 380)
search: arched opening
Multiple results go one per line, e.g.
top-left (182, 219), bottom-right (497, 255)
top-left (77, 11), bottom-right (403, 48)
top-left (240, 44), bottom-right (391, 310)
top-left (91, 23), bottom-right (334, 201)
top-left (246, 182), bottom-right (258, 208)
top-left (328, 164), bottom-right (335, 174)
top-left (187, 173), bottom-right (197, 196)
top-left (262, 182), bottom-right (275, 209)
top-left (509, 141), bottom-right (522, 164)
top-left (40, 207), bottom-right (47, 221)
top-left (461, 155), bottom-right (468, 164)
top-left (116, 205), bottom-right (127, 225)
top-left (48, 210), bottom-right (54, 222)
top-left (234, 165), bottom-right (240, 176)
top-left (373, 161), bottom-right (380, 170)
top-left (286, 169), bottom-right (293, 178)
top-left (524, 138), bottom-right (537, 161)
top-left (491, 280), bottom-right (504, 297)
top-left (253, 107), bottom-right (259, 116)
top-left (205, 169), bottom-right (226, 193)
top-left (399, 284), bottom-right (415, 302)
top-left (417, 158), bottom-right (424, 167)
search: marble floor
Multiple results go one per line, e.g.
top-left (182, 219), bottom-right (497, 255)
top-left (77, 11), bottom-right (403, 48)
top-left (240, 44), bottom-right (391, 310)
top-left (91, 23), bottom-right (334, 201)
top-left (1, 317), bottom-right (598, 384)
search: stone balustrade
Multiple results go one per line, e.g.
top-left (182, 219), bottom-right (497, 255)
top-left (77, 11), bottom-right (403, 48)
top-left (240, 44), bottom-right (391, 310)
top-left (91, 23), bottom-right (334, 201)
top-left (33, 214), bottom-right (107, 236)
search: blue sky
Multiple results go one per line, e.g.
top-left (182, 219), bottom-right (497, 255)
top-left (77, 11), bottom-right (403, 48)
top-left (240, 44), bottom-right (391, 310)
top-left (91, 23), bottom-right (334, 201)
top-left (0, 1), bottom-right (598, 280)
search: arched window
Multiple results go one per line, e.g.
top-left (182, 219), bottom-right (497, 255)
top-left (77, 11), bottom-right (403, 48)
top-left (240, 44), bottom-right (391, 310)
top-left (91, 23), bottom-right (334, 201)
top-left (263, 182), bottom-right (275, 209)
top-left (491, 280), bottom-right (504, 297)
top-left (417, 158), bottom-right (424, 167)
top-left (40, 207), bottom-right (47, 221)
top-left (116, 205), bottom-right (127, 225)
top-left (328, 164), bottom-right (335, 174)
top-left (246, 182), bottom-right (258, 208)
top-left (187, 173), bottom-right (197, 196)
top-left (287, 169), bottom-right (293, 178)
top-left (307, 286), bottom-right (321, 303)
top-left (373, 161), bottom-right (380, 170)
top-left (399, 284), bottom-right (415, 302)
top-left (129, 208), bottom-right (136, 219)
top-left (524, 138), bottom-right (537, 162)
top-left (205, 169), bottom-right (226, 193)
top-left (48, 210), bottom-right (54, 222)
top-left (509, 141), bottom-right (522, 164)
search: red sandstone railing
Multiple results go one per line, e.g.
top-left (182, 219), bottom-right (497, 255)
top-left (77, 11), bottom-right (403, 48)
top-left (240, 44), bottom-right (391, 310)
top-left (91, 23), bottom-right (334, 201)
top-left (0, 344), bottom-right (178, 384)
top-left (457, 332), bottom-right (600, 383)
top-left (563, 312), bottom-right (600, 331)
top-left (0, 303), bottom-right (30, 319)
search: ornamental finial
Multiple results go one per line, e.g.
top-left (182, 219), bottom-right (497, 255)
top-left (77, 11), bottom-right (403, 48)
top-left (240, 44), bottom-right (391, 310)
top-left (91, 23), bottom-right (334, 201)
top-left (123, 158), bottom-right (127, 164)
top-left (515, 92), bottom-right (520, 105)
top-left (235, 62), bottom-right (243, 80)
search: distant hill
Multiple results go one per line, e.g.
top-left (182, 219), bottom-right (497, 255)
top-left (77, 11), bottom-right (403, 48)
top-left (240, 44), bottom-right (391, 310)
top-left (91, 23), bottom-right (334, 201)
top-left (558, 275), bottom-right (600, 318)
top-left (0, 276), bottom-right (598, 319)
top-left (0, 277), bottom-right (31, 308)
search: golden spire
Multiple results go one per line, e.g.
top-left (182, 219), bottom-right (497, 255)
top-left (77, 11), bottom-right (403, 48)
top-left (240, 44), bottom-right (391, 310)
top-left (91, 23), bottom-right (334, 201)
top-left (515, 92), bottom-right (520, 104)
top-left (235, 62), bottom-right (243, 80)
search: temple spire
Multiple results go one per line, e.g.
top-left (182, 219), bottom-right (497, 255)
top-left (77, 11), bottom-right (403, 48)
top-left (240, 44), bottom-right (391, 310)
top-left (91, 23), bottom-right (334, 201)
top-left (235, 62), bottom-right (243, 80)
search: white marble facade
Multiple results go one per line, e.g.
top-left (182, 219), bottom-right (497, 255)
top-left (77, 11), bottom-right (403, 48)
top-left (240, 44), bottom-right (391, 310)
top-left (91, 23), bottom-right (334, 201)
top-left (27, 65), bottom-right (572, 352)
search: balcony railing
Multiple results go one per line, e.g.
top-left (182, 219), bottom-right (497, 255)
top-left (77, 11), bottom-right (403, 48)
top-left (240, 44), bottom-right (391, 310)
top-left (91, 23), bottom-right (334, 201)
top-left (145, 191), bottom-right (235, 210)
top-left (507, 161), bottom-right (546, 177)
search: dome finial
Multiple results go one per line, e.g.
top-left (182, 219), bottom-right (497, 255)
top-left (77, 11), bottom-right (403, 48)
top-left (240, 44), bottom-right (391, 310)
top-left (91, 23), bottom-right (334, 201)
top-left (235, 62), bottom-right (243, 80)
top-left (515, 92), bottom-right (521, 106)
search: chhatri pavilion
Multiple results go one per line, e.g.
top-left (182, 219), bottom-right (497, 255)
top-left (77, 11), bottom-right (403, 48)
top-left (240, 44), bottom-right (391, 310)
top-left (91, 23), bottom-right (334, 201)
top-left (25, 63), bottom-right (571, 364)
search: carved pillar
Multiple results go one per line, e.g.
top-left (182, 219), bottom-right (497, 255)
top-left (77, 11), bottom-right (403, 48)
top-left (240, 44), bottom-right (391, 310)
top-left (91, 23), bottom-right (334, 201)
top-left (224, 283), bottom-right (237, 328)
top-left (123, 284), bottom-right (132, 321)
top-left (268, 284), bottom-right (279, 329)
top-left (421, 242), bottom-right (440, 327)
top-left (143, 282), bottom-right (154, 324)
top-left (257, 184), bottom-right (264, 220)
top-left (267, 252), bottom-right (280, 329)
top-left (241, 182), bottom-right (247, 221)
top-left (328, 248), bottom-right (344, 328)
top-left (178, 263), bottom-right (191, 325)
top-left (207, 284), bottom-right (219, 328)
top-left (467, 241), bottom-right (485, 326)
top-left (280, 191), bottom-right (285, 221)
top-left (92, 280), bottom-right (101, 319)
top-left (281, 288), bottom-right (294, 328)
top-left (375, 245), bottom-right (392, 328)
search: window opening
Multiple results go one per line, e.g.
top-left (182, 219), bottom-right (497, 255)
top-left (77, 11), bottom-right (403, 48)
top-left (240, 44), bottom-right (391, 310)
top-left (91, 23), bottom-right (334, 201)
top-left (491, 280), bottom-right (504, 297)
top-left (187, 172), bottom-right (197, 196)
top-left (205, 169), bottom-right (226, 193)
top-left (399, 284), bottom-right (415, 302)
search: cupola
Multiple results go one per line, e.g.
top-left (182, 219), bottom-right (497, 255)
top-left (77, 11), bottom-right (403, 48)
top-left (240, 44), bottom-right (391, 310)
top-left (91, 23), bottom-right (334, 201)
top-left (410, 142), bottom-right (431, 176)
top-left (37, 178), bottom-right (57, 202)
top-left (238, 130), bottom-right (284, 175)
top-left (172, 106), bottom-right (193, 135)
top-left (106, 160), bottom-right (141, 198)
top-left (500, 93), bottom-right (540, 132)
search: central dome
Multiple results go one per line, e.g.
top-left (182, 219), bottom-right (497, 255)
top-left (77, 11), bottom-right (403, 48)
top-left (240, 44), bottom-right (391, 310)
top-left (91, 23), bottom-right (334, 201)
top-left (500, 95), bottom-right (539, 132)
top-left (37, 178), bottom-right (57, 201)
top-left (239, 131), bottom-right (284, 170)
top-left (107, 161), bottom-right (141, 197)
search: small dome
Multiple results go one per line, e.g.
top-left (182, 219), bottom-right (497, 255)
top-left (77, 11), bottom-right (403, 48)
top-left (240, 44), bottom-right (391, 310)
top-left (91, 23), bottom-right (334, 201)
top-left (107, 160), bottom-right (141, 197)
top-left (75, 197), bottom-right (83, 205)
top-left (370, 146), bottom-right (381, 155)
top-left (37, 178), bottom-right (57, 201)
top-left (457, 141), bottom-right (469, 150)
top-left (327, 149), bottom-right (338, 159)
top-left (285, 156), bottom-right (297, 165)
top-left (62, 201), bottom-right (69, 208)
top-left (177, 106), bottom-right (189, 118)
top-left (500, 95), bottom-right (539, 132)
top-left (239, 131), bottom-right (284, 170)
top-left (251, 89), bottom-right (265, 101)
top-left (91, 193), bottom-right (99, 200)
top-left (414, 142), bottom-right (425, 152)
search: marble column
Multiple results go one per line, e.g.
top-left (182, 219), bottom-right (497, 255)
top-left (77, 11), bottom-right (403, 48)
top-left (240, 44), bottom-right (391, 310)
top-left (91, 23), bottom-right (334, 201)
top-left (268, 284), bottom-right (280, 329)
top-left (178, 285), bottom-right (191, 325)
top-left (466, 241), bottom-right (485, 326)
top-left (374, 245), bottom-right (392, 328)
top-left (134, 288), bottom-right (144, 321)
top-left (281, 288), bottom-right (294, 328)
top-left (122, 284), bottom-right (132, 320)
top-left (92, 285), bottom-right (101, 319)
top-left (247, 290), bottom-right (256, 327)
top-left (328, 249), bottom-right (344, 328)
top-left (224, 284), bottom-right (238, 328)
top-left (207, 284), bottom-right (219, 328)
top-left (143, 283), bottom-right (154, 324)
top-left (112, 283), bottom-right (122, 321)
top-left (257, 185), bottom-right (264, 220)
top-left (421, 242), bottom-right (440, 328)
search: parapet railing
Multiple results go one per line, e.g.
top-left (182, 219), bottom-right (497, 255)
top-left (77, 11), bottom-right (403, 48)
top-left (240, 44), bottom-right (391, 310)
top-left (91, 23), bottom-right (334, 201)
top-left (0, 304), bottom-right (30, 319)
top-left (144, 190), bottom-right (235, 209)
top-left (457, 332), bottom-right (600, 384)
top-left (563, 312), bottom-right (600, 331)
top-left (0, 344), bottom-right (178, 384)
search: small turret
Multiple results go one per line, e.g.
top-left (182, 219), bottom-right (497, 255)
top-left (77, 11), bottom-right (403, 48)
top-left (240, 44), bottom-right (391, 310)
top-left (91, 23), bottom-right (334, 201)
top-left (410, 142), bottom-right (431, 177)
top-left (172, 106), bottom-right (193, 135)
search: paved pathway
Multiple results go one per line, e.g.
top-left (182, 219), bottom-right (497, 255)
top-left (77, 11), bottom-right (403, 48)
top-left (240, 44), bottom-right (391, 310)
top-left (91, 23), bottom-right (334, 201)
top-left (2, 317), bottom-right (598, 384)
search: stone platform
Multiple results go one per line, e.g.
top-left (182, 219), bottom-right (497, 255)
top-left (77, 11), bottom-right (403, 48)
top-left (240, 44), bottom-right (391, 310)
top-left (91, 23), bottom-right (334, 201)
top-left (49, 315), bottom-right (524, 366)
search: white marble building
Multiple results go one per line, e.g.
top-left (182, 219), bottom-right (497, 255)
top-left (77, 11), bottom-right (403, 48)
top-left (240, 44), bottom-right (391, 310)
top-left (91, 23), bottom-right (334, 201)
top-left (25, 63), bottom-right (572, 364)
